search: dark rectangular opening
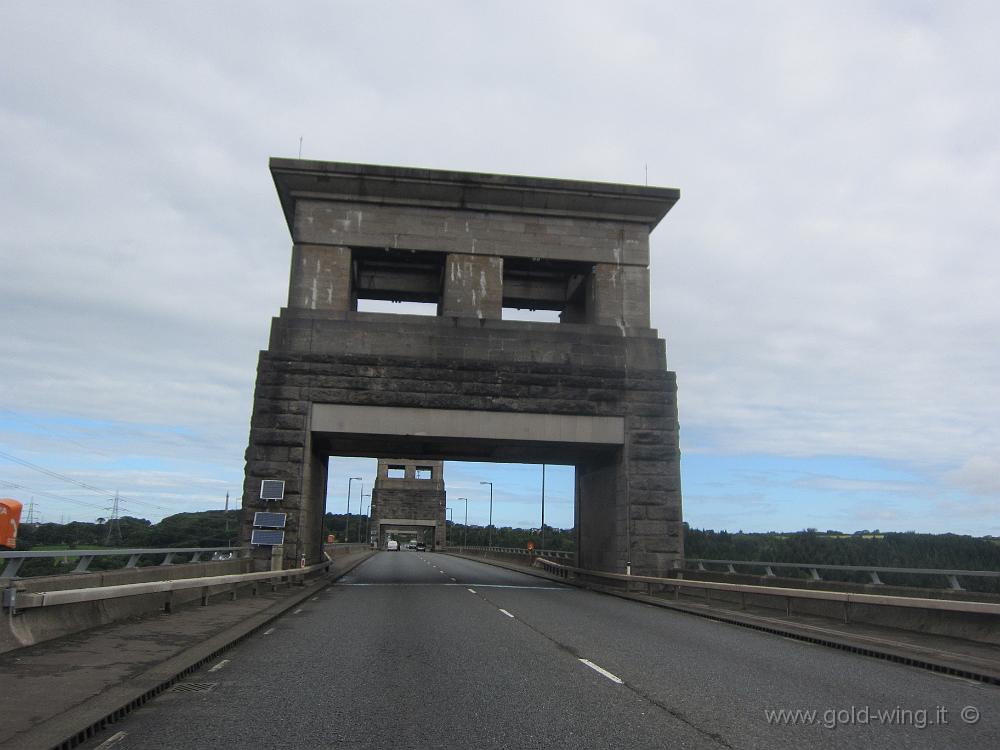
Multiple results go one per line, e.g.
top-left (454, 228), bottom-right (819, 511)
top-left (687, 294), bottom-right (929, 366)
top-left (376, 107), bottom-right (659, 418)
top-left (501, 257), bottom-right (589, 323)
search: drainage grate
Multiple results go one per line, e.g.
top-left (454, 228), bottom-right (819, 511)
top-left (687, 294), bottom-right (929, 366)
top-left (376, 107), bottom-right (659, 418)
top-left (170, 682), bottom-right (218, 693)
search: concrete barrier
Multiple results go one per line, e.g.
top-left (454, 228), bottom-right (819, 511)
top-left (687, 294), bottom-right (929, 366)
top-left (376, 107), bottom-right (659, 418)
top-left (537, 559), bottom-right (1000, 646)
top-left (0, 560), bottom-right (337, 654)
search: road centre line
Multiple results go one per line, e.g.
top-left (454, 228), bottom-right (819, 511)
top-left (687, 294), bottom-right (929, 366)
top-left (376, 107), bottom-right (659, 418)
top-left (579, 659), bottom-right (624, 684)
top-left (93, 730), bottom-right (128, 749)
top-left (499, 609), bottom-right (515, 618)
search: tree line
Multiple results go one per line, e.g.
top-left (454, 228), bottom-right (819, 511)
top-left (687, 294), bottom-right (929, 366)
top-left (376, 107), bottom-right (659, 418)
top-left (11, 513), bottom-right (1000, 585)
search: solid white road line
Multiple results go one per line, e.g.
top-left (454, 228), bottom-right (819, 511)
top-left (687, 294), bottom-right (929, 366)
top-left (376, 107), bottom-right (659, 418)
top-left (93, 731), bottom-right (128, 749)
top-left (499, 609), bottom-right (515, 618)
top-left (579, 659), bottom-right (624, 684)
top-left (337, 583), bottom-right (568, 589)
top-left (208, 659), bottom-right (230, 673)
top-left (263, 627), bottom-right (275, 635)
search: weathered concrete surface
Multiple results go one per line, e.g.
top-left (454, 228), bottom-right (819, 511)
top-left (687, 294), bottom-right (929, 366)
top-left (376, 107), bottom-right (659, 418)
top-left (243, 159), bottom-right (683, 576)
top-left (0, 549), bottom-right (373, 750)
top-left (1, 559), bottom-right (250, 654)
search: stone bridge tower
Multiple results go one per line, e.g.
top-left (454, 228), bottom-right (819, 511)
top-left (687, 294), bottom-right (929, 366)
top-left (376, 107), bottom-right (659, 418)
top-left (241, 158), bottom-right (682, 575)
top-left (370, 459), bottom-right (446, 549)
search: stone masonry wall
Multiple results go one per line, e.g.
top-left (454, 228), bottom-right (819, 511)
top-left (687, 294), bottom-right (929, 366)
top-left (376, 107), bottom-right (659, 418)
top-left (243, 311), bottom-right (682, 575)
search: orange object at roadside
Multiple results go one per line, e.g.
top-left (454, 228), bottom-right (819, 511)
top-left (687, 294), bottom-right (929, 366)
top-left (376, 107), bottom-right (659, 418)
top-left (1, 498), bottom-right (23, 549)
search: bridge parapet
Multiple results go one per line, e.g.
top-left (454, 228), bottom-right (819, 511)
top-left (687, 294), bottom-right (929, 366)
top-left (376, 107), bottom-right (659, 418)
top-left (535, 558), bottom-right (1000, 649)
top-left (1, 546), bottom-right (250, 581)
top-left (683, 558), bottom-right (1000, 593)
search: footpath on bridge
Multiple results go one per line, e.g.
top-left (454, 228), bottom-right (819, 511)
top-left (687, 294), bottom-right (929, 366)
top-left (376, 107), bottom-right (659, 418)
top-left (0, 550), bottom-right (374, 750)
top-left (446, 551), bottom-right (1000, 685)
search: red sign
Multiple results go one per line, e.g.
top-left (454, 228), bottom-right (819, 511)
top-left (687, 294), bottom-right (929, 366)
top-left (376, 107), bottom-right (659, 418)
top-left (527, 541), bottom-right (535, 551)
top-left (1, 498), bottom-right (22, 549)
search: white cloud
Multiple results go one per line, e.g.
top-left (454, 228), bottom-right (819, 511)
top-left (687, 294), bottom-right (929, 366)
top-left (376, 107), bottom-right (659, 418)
top-left (1, 2), bottom-right (997, 531)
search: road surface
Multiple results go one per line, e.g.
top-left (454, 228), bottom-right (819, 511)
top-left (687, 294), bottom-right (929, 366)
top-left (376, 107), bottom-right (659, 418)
top-left (88, 551), bottom-right (999, 749)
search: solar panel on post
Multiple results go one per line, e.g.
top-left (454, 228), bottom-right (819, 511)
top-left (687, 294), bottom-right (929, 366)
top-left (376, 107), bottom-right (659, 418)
top-left (259, 480), bottom-right (285, 501)
top-left (250, 529), bottom-right (285, 546)
top-left (253, 512), bottom-right (287, 528)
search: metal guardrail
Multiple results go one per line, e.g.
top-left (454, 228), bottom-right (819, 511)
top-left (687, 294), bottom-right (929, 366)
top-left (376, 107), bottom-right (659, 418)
top-left (3, 560), bottom-right (331, 612)
top-left (0, 547), bottom-right (250, 579)
top-left (684, 558), bottom-right (1000, 591)
top-left (534, 559), bottom-right (1000, 620)
top-left (449, 545), bottom-right (575, 561)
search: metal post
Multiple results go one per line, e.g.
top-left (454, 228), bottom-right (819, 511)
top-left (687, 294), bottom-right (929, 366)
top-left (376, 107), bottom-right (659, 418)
top-left (458, 497), bottom-right (468, 549)
top-left (480, 481), bottom-right (493, 547)
top-left (356, 481), bottom-right (363, 542)
top-left (359, 497), bottom-right (370, 543)
top-left (446, 507), bottom-right (453, 547)
top-left (541, 463), bottom-right (546, 553)
top-left (345, 476), bottom-right (361, 543)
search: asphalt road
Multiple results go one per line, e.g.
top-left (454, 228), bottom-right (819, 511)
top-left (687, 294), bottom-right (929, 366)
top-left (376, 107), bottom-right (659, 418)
top-left (88, 552), bottom-right (999, 749)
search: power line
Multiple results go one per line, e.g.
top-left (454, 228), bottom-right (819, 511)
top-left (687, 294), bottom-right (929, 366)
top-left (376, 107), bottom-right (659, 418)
top-left (0, 479), bottom-right (110, 513)
top-left (0, 407), bottom-right (114, 458)
top-left (0, 416), bottom-right (234, 511)
top-left (0, 448), bottom-right (171, 512)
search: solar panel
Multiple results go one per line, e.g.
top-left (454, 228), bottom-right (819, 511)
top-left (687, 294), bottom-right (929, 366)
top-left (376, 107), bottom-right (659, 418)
top-left (253, 512), bottom-right (287, 528)
top-left (250, 529), bottom-right (285, 546)
top-left (259, 479), bottom-right (285, 501)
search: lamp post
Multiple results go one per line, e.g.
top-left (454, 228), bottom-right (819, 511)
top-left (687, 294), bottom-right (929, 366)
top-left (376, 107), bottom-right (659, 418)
top-left (359, 493), bottom-right (371, 543)
top-left (345, 476), bottom-right (362, 543)
top-left (541, 464), bottom-right (546, 553)
top-left (480, 481), bottom-right (493, 548)
top-left (456, 497), bottom-right (468, 549)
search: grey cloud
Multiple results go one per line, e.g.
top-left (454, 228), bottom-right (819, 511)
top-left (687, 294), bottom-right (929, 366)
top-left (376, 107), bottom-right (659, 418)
top-left (2, 2), bottom-right (997, 527)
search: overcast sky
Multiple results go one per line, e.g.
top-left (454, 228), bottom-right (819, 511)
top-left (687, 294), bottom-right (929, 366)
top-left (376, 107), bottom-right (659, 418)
top-left (1, 1), bottom-right (997, 536)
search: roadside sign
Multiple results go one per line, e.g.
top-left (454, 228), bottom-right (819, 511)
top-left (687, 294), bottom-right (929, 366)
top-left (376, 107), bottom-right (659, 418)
top-left (1, 498), bottom-right (22, 549)
top-left (527, 541), bottom-right (535, 551)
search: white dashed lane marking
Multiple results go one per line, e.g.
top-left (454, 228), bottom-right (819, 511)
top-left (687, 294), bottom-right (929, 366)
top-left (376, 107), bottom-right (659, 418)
top-left (579, 659), bottom-right (624, 684)
top-left (499, 609), bottom-right (515, 618)
top-left (93, 730), bottom-right (128, 749)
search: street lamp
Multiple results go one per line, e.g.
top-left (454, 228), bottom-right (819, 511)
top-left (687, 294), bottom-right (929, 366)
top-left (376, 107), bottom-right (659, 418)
top-left (345, 477), bottom-right (362, 543)
top-left (541, 463), bottom-right (546, 553)
top-left (359, 492), bottom-right (371, 543)
top-left (456, 497), bottom-right (468, 549)
top-left (480, 481), bottom-right (493, 547)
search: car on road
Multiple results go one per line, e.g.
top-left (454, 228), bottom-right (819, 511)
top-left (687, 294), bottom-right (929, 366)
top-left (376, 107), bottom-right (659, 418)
top-left (415, 542), bottom-right (426, 551)
top-left (406, 541), bottom-right (417, 550)
top-left (386, 540), bottom-right (399, 551)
